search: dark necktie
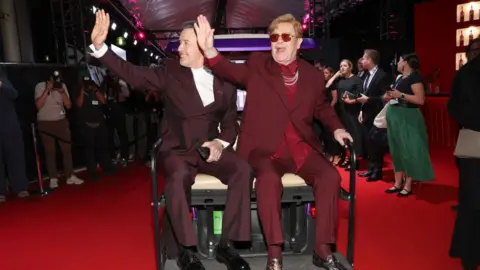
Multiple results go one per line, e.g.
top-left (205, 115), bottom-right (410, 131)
top-left (363, 72), bottom-right (370, 93)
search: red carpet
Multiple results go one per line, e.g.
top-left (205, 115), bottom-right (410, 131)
top-left (0, 148), bottom-right (461, 270)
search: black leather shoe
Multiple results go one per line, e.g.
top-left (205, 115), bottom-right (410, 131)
top-left (177, 249), bottom-right (205, 270)
top-left (313, 253), bottom-right (348, 270)
top-left (266, 258), bottom-right (282, 270)
top-left (215, 244), bottom-right (250, 270)
top-left (340, 188), bottom-right (350, 201)
top-left (366, 171), bottom-right (383, 182)
top-left (358, 170), bottom-right (372, 177)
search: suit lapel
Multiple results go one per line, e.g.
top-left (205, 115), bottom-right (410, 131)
top-left (204, 76), bottom-right (223, 112)
top-left (366, 71), bottom-right (379, 95)
top-left (266, 58), bottom-right (289, 108)
top-left (291, 61), bottom-right (309, 111)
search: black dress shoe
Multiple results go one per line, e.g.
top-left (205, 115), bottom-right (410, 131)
top-left (358, 170), bottom-right (372, 177)
top-left (266, 258), bottom-right (282, 270)
top-left (340, 188), bottom-right (350, 201)
top-left (366, 171), bottom-right (383, 182)
top-left (215, 244), bottom-right (250, 270)
top-left (313, 253), bottom-right (348, 270)
top-left (177, 249), bottom-right (205, 270)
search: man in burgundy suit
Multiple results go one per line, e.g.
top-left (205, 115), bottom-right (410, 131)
top-left (88, 10), bottom-right (251, 270)
top-left (196, 14), bottom-right (352, 270)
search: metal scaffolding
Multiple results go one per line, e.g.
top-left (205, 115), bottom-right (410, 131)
top-left (50, 0), bottom-right (87, 65)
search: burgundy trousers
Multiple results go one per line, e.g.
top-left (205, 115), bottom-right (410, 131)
top-left (249, 149), bottom-right (340, 248)
top-left (160, 150), bottom-right (252, 258)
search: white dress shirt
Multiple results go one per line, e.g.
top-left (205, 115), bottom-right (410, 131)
top-left (364, 65), bottom-right (379, 90)
top-left (89, 44), bottom-right (230, 148)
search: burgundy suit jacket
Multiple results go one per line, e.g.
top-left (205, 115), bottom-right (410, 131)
top-left (207, 52), bottom-right (344, 161)
top-left (96, 50), bottom-right (239, 154)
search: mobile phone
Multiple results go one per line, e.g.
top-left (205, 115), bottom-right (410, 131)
top-left (196, 147), bottom-right (210, 160)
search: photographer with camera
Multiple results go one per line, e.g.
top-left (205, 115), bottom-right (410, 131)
top-left (35, 71), bottom-right (84, 189)
top-left (76, 76), bottom-right (115, 179)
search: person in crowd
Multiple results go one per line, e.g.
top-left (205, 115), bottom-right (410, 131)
top-left (314, 66), bottom-right (342, 166)
top-left (76, 76), bottom-right (115, 180)
top-left (104, 73), bottom-right (130, 166)
top-left (197, 13), bottom-right (352, 270)
top-left (0, 68), bottom-right (30, 203)
top-left (356, 58), bottom-right (367, 80)
top-left (327, 60), bottom-right (364, 160)
top-left (89, 10), bottom-right (252, 270)
top-left (34, 71), bottom-right (84, 189)
top-left (448, 37), bottom-right (480, 270)
top-left (356, 49), bottom-right (390, 181)
top-left (144, 89), bottom-right (163, 164)
top-left (383, 53), bottom-right (434, 196)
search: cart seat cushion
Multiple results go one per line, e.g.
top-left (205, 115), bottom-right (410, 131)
top-left (192, 173), bottom-right (307, 190)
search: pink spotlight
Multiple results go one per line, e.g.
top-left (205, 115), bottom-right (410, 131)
top-left (138, 32), bottom-right (145, 39)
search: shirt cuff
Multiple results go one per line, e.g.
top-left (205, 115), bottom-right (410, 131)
top-left (214, 138), bottom-right (230, 148)
top-left (204, 53), bottom-right (223, 68)
top-left (89, 44), bottom-right (108, 58)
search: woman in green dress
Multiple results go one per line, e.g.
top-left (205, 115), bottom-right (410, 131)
top-left (384, 53), bottom-right (435, 197)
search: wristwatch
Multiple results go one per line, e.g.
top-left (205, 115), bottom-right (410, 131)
top-left (400, 94), bottom-right (405, 99)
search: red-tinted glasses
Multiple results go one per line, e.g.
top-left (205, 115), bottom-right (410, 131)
top-left (269, 33), bottom-right (295, 43)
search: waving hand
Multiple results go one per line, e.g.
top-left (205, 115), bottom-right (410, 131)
top-left (91, 10), bottom-right (111, 50)
top-left (194, 15), bottom-right (217, 58)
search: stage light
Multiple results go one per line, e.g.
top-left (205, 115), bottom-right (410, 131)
top-left (133, 40), bottom-right (138, 45)
top-left (111, 23), bottom-right (117, 30)
top-left (155, 55), bottom-right (159, 60)
top-left (144, 48), bottom-right (148, 52)
top-left (302, 24), bottom-right (307, 30)
top-left (45, 55), bottom-right (50, 61)
top-left (138, 32), bottom-right (145, 39)
top-left (150, 53), bottom-right (153, 57)
top-left (116, 37), bottom-right (125, 46)
top-left (92, 6), bottom-right (97, 14)
top-left (123, 32), bottom-right (128, 38)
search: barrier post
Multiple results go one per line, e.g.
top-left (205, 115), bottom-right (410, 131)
top-left (30, 123), bottom-right (51, 196)
top-left (150, 138), bottom-right (165, 270)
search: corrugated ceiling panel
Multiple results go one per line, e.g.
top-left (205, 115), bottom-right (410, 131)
top-left (226, 0), bottom-right (305, 28)
top-left (120, 0), bottom-right (216, 30)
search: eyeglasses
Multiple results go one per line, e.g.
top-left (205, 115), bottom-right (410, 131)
top-left (269, 33), bottom-right (295, 43)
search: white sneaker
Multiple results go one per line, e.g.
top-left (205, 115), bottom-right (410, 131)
top-left (66, 175), bottom-right (84, 185)
top-left (50, 178), bottom-right (59, 189)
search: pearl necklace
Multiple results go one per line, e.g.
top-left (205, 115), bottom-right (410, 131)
top-left (282, 70), bottom-right (299, 85)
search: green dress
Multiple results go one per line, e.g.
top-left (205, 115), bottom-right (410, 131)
top-left (386, 72), bottom-right (435, 182)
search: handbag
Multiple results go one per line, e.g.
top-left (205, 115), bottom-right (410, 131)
top-left (373, 103), bottom-right (390, 129)
top-left (454, 128), bottom-right (480, 158)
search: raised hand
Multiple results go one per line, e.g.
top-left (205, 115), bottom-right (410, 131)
top-left (91, 10), bottom-right (110, 50)
top-left (194, 15), bottom-right (216, 58)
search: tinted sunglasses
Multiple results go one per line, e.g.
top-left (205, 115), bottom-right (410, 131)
top-left (269, 33), bottom-right (295, 43)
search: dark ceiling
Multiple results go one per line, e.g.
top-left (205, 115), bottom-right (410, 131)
top-left (118, 0), bottom-right (342, 31)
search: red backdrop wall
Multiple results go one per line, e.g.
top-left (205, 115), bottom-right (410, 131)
top-left (414, 0), bottom-right (465, 94)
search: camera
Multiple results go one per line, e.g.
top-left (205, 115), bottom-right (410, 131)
top-left (53, 81), bottom-right (63, 89)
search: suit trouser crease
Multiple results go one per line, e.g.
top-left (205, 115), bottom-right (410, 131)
top-left (161, 151), bottom-right (252, 257)
top-left (252, 150), bottom-right (340, 247)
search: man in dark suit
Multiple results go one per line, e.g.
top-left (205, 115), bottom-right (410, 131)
top-left (448, 37), bottom-right (480, 270)
top-left (196, 14), bottom-right (352, 270)
top-left (356, 49), bottom-right (390, 181)
top-left (88, 10), bottom-right (252, 270)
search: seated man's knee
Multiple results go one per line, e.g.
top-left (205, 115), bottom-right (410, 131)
top-left (323, 167), bottom-right (341, 190)
top-left (255, 170), bottom-right (282, 193)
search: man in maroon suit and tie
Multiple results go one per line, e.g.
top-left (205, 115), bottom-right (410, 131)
top-left (196, 14), bottom-right (352, 270)
top-left (89, 10), bottom-right (252, 270)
